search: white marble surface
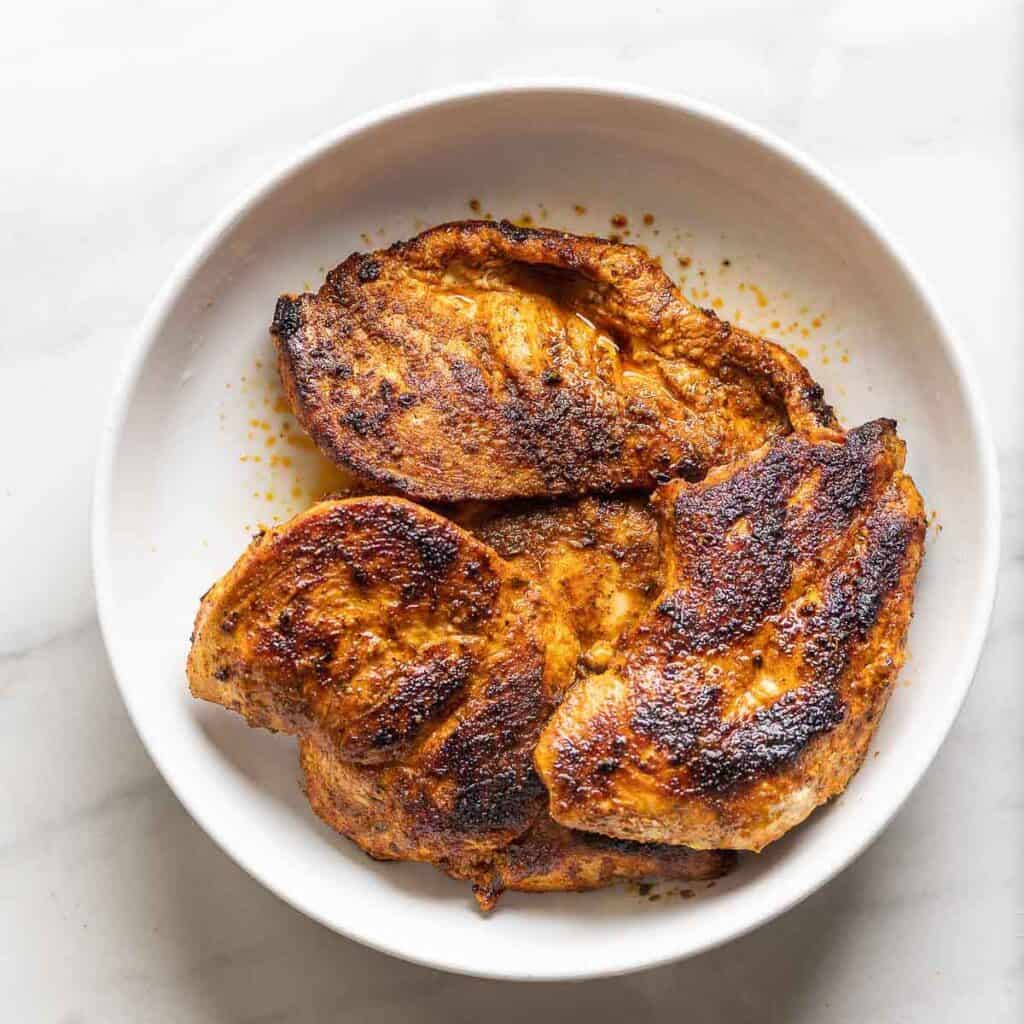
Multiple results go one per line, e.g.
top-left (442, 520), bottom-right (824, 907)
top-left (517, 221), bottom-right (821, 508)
top-left (1, 0), bottom-right (1020, 1019)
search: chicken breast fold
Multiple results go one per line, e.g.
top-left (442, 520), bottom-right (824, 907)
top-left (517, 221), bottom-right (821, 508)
top-left (271, 220), bottom-right (837, 502)
top-left (534, 421), bottom-right (926, 850)
top-left (188, 496), bottom-right (578, 858)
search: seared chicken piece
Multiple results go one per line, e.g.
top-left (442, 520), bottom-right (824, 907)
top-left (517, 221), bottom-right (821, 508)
top-left (457, 495), bottom-right (663, 671)
top-left (454, 813), bottom-right (734, 910)
top-left (271, 221), bottom-right (836, 502)
top-left (535, 420), bottom-right (926, 851)
top-left (188, 494), bottom-right (736, 906)
top-left (300, 733), bottom-right (734, 910)
top-left (188, 497), bottom-right (579, 859)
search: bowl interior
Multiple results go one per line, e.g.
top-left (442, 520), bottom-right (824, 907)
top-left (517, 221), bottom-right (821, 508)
top-left (96, 87), bottom-right (996, 979)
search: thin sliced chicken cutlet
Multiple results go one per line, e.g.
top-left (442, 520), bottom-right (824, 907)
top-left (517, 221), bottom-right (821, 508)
top-left (300, 732), bottom-right (734, 910)
top-left (271, 220), bottom-right (837, 502)
top-left (187, 496), bottom-right (579, 858)
top-left (455, 494), bottom-right (663, 673)
top-left (535, 420), bottom-right (926, 851)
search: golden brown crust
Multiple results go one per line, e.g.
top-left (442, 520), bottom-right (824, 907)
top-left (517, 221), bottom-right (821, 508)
top-left (191, 218), bottom-right (928, 904)
top-left (458, 815), bottom-right (735, 910)
top-left (299, 733), bottom-right (734, 910)
top-left (272, 220), bottom-right (836, 502)
top-left (535, 420), bottom-right (926, 851)
top-left (455, 494), bottom-right (663, 669)
top-left (284, 495), bottom-right (733, 904)
top-left (188, 497), bottom-right (579, 856)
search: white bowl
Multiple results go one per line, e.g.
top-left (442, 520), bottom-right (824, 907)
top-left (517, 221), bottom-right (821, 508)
top-left (93, 83), bottom-right (1000, 980)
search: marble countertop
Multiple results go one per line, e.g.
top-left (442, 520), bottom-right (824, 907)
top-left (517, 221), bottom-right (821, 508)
top-left (2, 1), bottom-right (1020, 1019)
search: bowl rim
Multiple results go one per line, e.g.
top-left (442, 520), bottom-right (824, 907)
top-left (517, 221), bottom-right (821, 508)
top-left (91, 79), bottom-right (1001, 980)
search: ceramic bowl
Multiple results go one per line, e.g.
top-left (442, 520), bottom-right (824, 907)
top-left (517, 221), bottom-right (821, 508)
top-left (93, 83), bottom-right (1000, 980)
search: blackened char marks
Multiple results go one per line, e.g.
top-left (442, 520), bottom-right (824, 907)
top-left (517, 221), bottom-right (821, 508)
top-left (626, 424), bottom-right (912, 794)
top-left (337, 377), bottom-right (401, 439)
top-left (533, 420), bottom-right (924, 851)
top-left (449, 358), bottom-right (492, 404)
top-left (688, 685), bottom-right (845, 792)
top-left (814, 418), bottom-right (893, 517)
top-left (631, 685), bottom-right (720, 766)
top-left (452, 767), bottom-right (545, 834)
top-left (429, 664), bottom-right (550, 835)
top-left (189, 495), bottom-right (581, 879)
top-left (343, 503), bottom-right (503, 624)
top-left (497, 219), bottom-right (531, 244)
top-left (546, 710), bottom-right (625, 805)
top-left (501, 384), bottom-right (625, 490)
top-left (347, 653), bottom-right (475, 759)
top-left (341, 408), bottom-right (371, 437)
top-left (656, 421), bottom-right (896, 655)
top-left (804, 495), bottom-right (919, 682)
top-left (357, 257), bottom-right (381, 283)
top-left (262, 501), bottom-right (466, 601)
top-left (630, 683), bottom-right (845, 794)
top-left (801, 380), bottom-right (835, 429)
top-left (658, 440), bottom-right (808, 653)
top-left (339, 501), bottom-right (461, 579)
top-left (270, 296), bottom-right (302, 340)
top-left (253, 592), bottom-right (338, 683)
top-left (247, 502), bottom-right (499, 688)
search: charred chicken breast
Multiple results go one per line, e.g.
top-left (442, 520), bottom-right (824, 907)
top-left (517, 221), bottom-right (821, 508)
top-left (187, 219), bottom-right (928, 909)
top-left (188, 496), bottom-right (579, 860)
top-left (300, 732), bottom-right (734, 910)
top-left (271, 221), bottom-right (836, 502)
top-left (535, 420), bottom-right (926, 851)
top-left (188, 494), bottom-right (732, 906)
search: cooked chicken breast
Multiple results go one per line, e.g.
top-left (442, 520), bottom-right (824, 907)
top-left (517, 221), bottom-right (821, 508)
top-left (300, 732), bottom-right (734, 910)
top-left (190, 215), bottom-right (928, 906)
top-left (535, 420), bottom-right (926, 851)
top-left (458, 814), bottom-right (735, 910)
top-left (271, 221), bottom-right (836, 502)
top-left (188, 496), bottom-right (579, 858)
top-left (456, 494), bottom-right (662, 672)
top-left (188, 493), bottom-right (735, 905)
